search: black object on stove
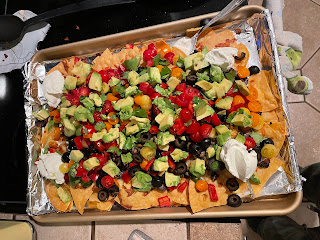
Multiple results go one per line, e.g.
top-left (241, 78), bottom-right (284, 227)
top-left (0, 0), bottom-right (247, 213)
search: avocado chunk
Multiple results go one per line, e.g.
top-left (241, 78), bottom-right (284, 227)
top-left (231, 114), bottom-right (253, 127)
top-left (155, 109), bottom-right (175, 131)
top-left (235, 133), bottom-right (246, 144)
top-left (108, 76), bottom-right (121, 87)
top-left (215, 82), bottom-right (227, 98)
top-left (62, 118), bottom-right (76, 137)
top-left (184, 52), bottom-right (203, 70)
top-left (194, 100), bottom-right (215, 121)
top-left (102, 128), bottom-right (119, 143)
top-left (153, 156), bottom-right (169, 172)
top-left (216, 96), bottom-right (233, 110)
top-left (57, 187), bottom-right (72, 203)
top-left (89, 93), bottom-right (102, 107)
top-left (139, 72), bottom-right (150, 83)
top-left (80, 97), bottom-right (94, 110)
top-left (83, 157), bottom-right (100, 171)
top-left (158, 144), bottom-right (169, 151)
top-left (214, 145), bottom-right (222, 160)
top-left (33, 109), bottom-right (49, 121)
top-left (88, 72), bottom-right (102, 92)
top-left (127, 71), bottom-right (140, 86)
top-left (101, 82), bottom-right (110, 94)
top-left (60, 97), bottom-right (71, 108)
top-left (225, 69), bottom-right (237, 82)
top-left (220, 79), bottom-right (233, 93)
top-left (70, 150), bottom-right (84, 162)
top-left (112, 97), bottom-right (134, 111)
top-left (167, 77), bottom-right (181, 90)
top-left (66, 105), bottom-right (77, 116)
top-left (71, 62), bottom-right (92, 78)
top-left (235, 80), bottom-right (250, 96)
top-left (64, 76), bottom-right (77, 90)
top-left (147, 67), bottom-right (161, 85)
top-left (121, 152), bottom-right (132, 164)
top-left (165, 172), bottom-right (181, 187)
top-left (90, 129), bottom-right (107, 142)
top-left (216, 130), bottom-right (232, 146)
top-left (157, 131), bottom-right (175, 146)
top-left (102, 160), bottom-right (120, 177)
top-left (125, 86), bottom-right (139, 97)
top-left (170, 148), bottom-right (189, 162)
top-left (193, 57), bottom-right (209, 71)
top-left (206, 147), bottom-right (216, 158)
top-left (132, 171), bottom-right (152, 191)
top-left (125, 124), bottom-right (140, 135)
top-left (74, 105), bottom-right (88, 122)
top-left (119, 132), bottom-right (126, 150)
top-left (210, 65), bottom-right (224, 83)
top-left (190, 159), bottom-right (206, 178)
top-left (208, 128), bottom-right (216, 138)
top-left (215, 125), bottom-right (229, 134)
top-left (196, 80), bottom-right (212, 91)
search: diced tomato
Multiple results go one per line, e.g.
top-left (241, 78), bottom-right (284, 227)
top-left (102, 100), bottom-right (114, 114)
top-left (129, 163), bottom-right (137, 168)
top-left (93, 111), bottom-right (103, 122)
top-left (88, 170), bottom-right (99, 183)
top-left (228, 103), bottom-right (246, 114)
top-left (208, 184), bottom-right (218, 201)
top-left (74, 136), bottom-right (84, 150)
top-left (203, 116), bottom-right (212, 123)
top-left (101, 175), bottom-right (114, 188)
top-left (152, 105), bottom-right (161, 115)
top-left (81, 175), bottom-right (91, 183)
top-left (118, 64), bottom-right (126, 74)
top-left (176, 83), bottom-right (186, 92)
top-left (186, 120), bottom-right (200, 134)
top-left (76, 161), bottom-right (88, 177)
top-left (184, 87), bottom-right (201, 101)
top-left (74, 57), bottom-right (81, 64)
top-left (139, 82), bottom-right (150, 93)
top-left (83, 138), bottom-right (92, 146)
top-left (94, 140), bottom-right (105, 152)
top-left (159, 82), bottom-right (168, 89)
top-left (158, 196), bottom-right (171, 207)
top-left (143, 49), bottom-right (157, 62)
top-left (48, 148), bottom-right (56, 153)
top-left (208, 100), bottom-right (215, 106)
top-left (122, 170), bottom-right (131, 184)
top-left (151, 93), bottom-right (161, 100)
top-left (200, 124), bottom-right (213, 138)
top-left (177, 181), bottom-right (188, 193)
top-left (147, 85), bottom-right (156, 96)
top-left (103, 140), bottom-right (117, 150)
top-left (180, 108), bottom-right (193, 123)
top-left (86, 70), bottom-right (95, 85)
top-left (164, 52), bottom-right (175, 64)
top-left (64, 173), bottom-right (69, 183)
top-left (244, 137), bottom-right (256, 150)
top-left (78, 86), bottom-right (90, 97)
top-left (82, 125), bottom-right (96, 135)
top-left (168, 95), bottom-right (176, 104)
top-left (190, 132), bottom-right (203, 143)
top-left (168, 157), bottom-right (175, 169)
top-left (126, 44), bottom-right (134, 49)
top-left (175, 95), bottom-right (189, 108)
top-left (65, 94), bottom-right (80, 106)
top-left (144, 158), bottom-right (155, 171)
top-left (119, 125), bottom-right (126, 133)
top-left (149, 126), bottom-right (159, 134)
top-left (99, 68), bottom-right (120, 83)
top-left (211, 113), bottom-right (221, 126)
top-left (148, 43), bottom-right (156, 50)
top-left (146, 60), bottom-right (154, 67)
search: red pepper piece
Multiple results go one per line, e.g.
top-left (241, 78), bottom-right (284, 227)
top-left (122, 170), bottom-right (131, 184)
top-left (81, 175), bottom-right (91, 183)
top-left (208, 184), bottom-right (218, 201)
top-left (144, 158), bottom-right (155, 171)
top-left (211, 113), bottom-right (221, 126)
top-left (88, 171), bottom-right (99, 183)
top-left (158, 196), bottom-right (171, 207)
top-left (167, 186), bottom-right (177, 191)
top-left (149, 126), bottom-right (159, 134)
top-left (94, 140), bottom-right (105, 152)
top-left (139, 82), bottom-right (150, 93)
top-left (76, 160), bottom-right (88, 177)
top-left (177, 181), bottom-right (188, 193)
top-left (74, 136), bottom-right (84, 150)
top-left (168, 157), bottom-right (175, 169)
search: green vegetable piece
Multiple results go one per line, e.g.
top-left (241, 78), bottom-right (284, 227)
top-left (71, 62), bottom-right (92, 78)
top-left (102, 160), bottom-right (120, 177)
top-left (160, 66), bottom-right (171, 79)
top-left (157, 131), bottom-right (175, 146)
top-left (70, 150), bottom-right (84, 162)
top-left (132, 171), bottom-right (152, 192)
top-left (189, 159), bottom-right (206, 178)
top-left (95, 121), bottom-right (106, 132)
top-left (57, 187), bottom-right (72, 203)
top-left (144, 140), bottom-right (156, 149)
top-left (210, 65), bottom-right (224, 83)
top-left (133, 107), bottom-right (148, 118)
top-left (249, 172), bottom-right (261, 184)
top-left (89, 93), bottom-right (102, 107)
top-left (225, 69), bottom-right (237, 82)
top-left (148, 67), bottom-right (161, 85)
top-left (74, 105), bottom-right (88, 122)
top-left (107, 146), bottom-right (121, 156)
top-left (64, 76), bottom-right (77, 90)
top-left (165, 172), bottom-right (181, 187)
top-left (153, 156), bottom-right (169, 172)
top-left (170, 148), bottom-right (189, 162)
top-left (250, 132), bottom-right (267, 145)
top-left (121, 152), bottom-right (133, 164)
top-left (88, 72), bottom-right (102, 92)
top-left (122, 55), bottom-right (141, 71)
top-left (83, 157), bottom-right (99, 171)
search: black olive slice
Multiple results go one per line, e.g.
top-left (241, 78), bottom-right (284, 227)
top-left (188, 143), bottom-right (203, 156)
top-left (249, 65), bottom-right (260, 75)
top-left (260, 138), bottom-right (274, 150)
top-left (61, 152), bottom-right (70, 163)
top-left (128, 165), bottom-right (142, 177)
top-left (235, 52), bottom-right (246, 60)
top-left (109, 185), bottom-right (120, 197)
top-left (226, 178), bottom-right (239, 192)
top-left (186, 74), bottom-right (198, 86)
top-left (227, 194), bottom-right (242, 207)
top-left (140, 132), bottom-right (152, 143)
top-left (132, 153), bottom-right (143, 163)
top-left (201, 138), bottom-right (211, 149)
top-left (152, 175), bottom-right (164, 188)
top-left (96, 177), bottom-right (104, 189)
top-left (207, 159), bottom-right (220, 172)
top-left (98, 190), bottom-right (109, 202)
top-left (258, 158), bottom-right (270, 168)
top-left (211, 172), bottom-right (219, 181)
top-left (174, 162), bottom-right (187, 175)
top-left (174, 135), bottom-right (186, 149)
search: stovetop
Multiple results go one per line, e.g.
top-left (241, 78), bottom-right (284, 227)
top-left (0, 0), bottom-right (247, 213)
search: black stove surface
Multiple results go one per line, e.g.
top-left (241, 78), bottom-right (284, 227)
top-left (0, 0), bottom-right (247, 213)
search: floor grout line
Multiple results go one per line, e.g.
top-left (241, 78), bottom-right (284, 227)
top-left (310, 0), bottom-right (320, 7)
top-left (12, 214), bottom-right (16, 220)
top-left (305, 101), bottom-right (320, 113)
top-left (300, 46), bottom-right (320, 70)
top-left (187, 222), bottom-right (191, 240)
top-left (91, 221), bottom-right (95, 240)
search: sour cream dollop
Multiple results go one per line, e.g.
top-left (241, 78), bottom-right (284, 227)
top-left (220, 139), bottom-right (257, 182)
top-left (204, 47), bottom-right (238, 71)
top-left (37, 152), bottom-right (65, 184)
top-left (42, 70), bottom-right (64, 108)
top-left (172, 37), bottom-right (193, 56)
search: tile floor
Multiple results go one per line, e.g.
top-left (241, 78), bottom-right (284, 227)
top-left (1, 0), bottom-right (320, 239)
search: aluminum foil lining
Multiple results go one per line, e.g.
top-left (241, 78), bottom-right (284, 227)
top-left (24, 9), bottom-right (302, 216)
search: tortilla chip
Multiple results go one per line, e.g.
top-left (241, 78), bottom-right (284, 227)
top-left (117, 179), bottom-right (168, 210)
top-left (249, 71), bottom-right (278, 112)
top-left (47, 57), bottom-right (76, 76)
top-left (69, 184), bottom-right (94, 215)
top-left (196, 28), bottom-right (236, 52)
top-left (260, 121), bottom-right (286, 155)
top-left (92, 47), bottom-right (141, 71)
top-left (167, 178), bottom-right (189, 205)
top-left (188, 176), bottom-right (228, 213)
top-left (87, 189), bottom-right (114, 212)
top-left (231, 43), bottom-right (250, 68)
top-left (261, 110), bottom-right (279, 123)
top-left (44, 181), bottom-right (73, 212)
top-left (172, 47), bottom-right (187, 58)
top-left (218, 170), bottom-right (251, 198)
top-left (251, 157), bottom-right (284, 196)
